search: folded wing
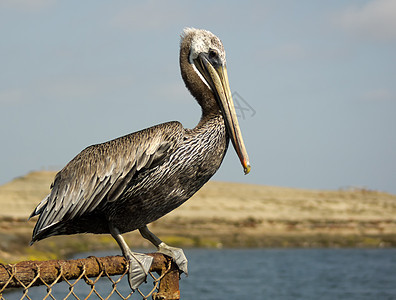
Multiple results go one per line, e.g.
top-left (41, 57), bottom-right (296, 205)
top-left (30, 121), bottom-right (183, 242)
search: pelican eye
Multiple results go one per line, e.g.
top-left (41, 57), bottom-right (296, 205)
top-left (208, 49), bottom-right (218, 59)
top-left (207, 49), bottom-right (221, 67)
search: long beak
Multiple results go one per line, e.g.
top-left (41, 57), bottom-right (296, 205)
top-left (194, 54), bottom-right (251, 174)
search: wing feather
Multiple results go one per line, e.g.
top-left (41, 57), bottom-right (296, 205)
top-left (31, 121), bottom-right (183, 241)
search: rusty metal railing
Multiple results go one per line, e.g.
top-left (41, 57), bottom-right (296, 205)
top-left (0, 254), bottom-right (180, 300)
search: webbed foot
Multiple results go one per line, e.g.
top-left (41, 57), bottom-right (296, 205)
top-left (125, 252), bottom-right (153, 290)
top-left (157, 242), bottom-right (188, 275)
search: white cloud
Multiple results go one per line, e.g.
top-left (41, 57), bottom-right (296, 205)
top-left (362, 88), bottom-right (395, 102)
top-left (256, 43), bottom-right (307, 63)
top-left (334, 0), bottom-right (396, 41)
top-left (0, 89), bottom-right (24, 105)
top-left (38, 75), bottom-right (137, 103)
top-left (152, 81), bottom-right (189, 103)
top-left (0, 0), bottom-right (55, 12)
top-left (111, 1), bottom-right (188, 32)
top-left (0, 75), bottom-right (136, 106)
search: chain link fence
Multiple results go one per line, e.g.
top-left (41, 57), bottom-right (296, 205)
top-left (0, 254), bottom-right (180, 300)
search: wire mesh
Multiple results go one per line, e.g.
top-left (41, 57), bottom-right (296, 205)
top-left (0, 254), bottom-right (180, 300)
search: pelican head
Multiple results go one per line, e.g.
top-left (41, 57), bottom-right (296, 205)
top-left (181, 28), bottom-right (251, 175)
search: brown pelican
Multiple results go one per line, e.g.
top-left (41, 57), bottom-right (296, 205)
top-left (29, 28), bottom-right (250, 290)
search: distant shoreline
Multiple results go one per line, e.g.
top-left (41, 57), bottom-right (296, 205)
top-left (0, 171), bottom-right (395, 263)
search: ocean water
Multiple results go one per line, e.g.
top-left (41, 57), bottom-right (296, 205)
top-left (4, 248), bottom-right (396, 300)
top-left (180, 248), bottom-right (396, 300)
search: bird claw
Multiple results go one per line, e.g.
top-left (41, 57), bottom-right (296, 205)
top-left (126, 252), bottom-right (153, 290)
top-left (157, 242), bottom-right (188, 275)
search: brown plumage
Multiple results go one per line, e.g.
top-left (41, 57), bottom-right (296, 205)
top-left (29, 28), bottom-right (250, 289)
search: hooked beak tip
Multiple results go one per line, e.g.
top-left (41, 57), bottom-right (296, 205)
top-left (244, 162), bottom-right (251, 175)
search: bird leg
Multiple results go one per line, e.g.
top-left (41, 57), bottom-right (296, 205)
top-left (139, 225), bottom-right (188, 275)
top-left (110, 225), bottom-right (153, 290)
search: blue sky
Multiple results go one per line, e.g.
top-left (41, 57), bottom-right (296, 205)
top-left (1, 0), bottom-right (395, 193)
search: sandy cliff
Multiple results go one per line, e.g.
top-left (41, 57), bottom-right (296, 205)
top-left (0, 171), bottom-right (395, 263)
